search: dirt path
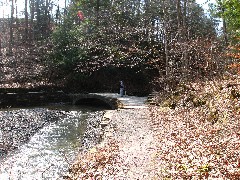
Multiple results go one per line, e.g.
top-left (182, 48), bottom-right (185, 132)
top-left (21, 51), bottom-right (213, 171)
top-left (67, 95), bottom-right (158, 179)
top-left (105, 108), bottom-right (157, 179)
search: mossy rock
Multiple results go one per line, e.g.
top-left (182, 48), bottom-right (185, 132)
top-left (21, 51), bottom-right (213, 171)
top-left (184, 93), bottom-right (207, 107)
top-left (192, 97), bottom-right (207, 107)
top-left (230, 89), bottom-right (240, 99)
top-left (162, 99), bottom-right (177, 109)
top-left (207, 108), bottom-right (219, 124)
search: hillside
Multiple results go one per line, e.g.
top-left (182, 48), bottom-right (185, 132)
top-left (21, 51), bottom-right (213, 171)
top-left (149, 75), bottom-right (240, 179)
top-left (0, 46), bottom-right (50, 89)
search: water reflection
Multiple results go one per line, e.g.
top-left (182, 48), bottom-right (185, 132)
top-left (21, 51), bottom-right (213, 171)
top-left (0, 105), bottom-right (102, 179)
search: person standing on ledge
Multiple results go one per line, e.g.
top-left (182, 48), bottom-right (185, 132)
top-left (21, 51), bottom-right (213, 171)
top-left (119, 81), bottom-right (124, 97)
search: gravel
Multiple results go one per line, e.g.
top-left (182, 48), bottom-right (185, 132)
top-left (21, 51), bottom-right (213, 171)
top-left (81, 111), bottom-right (105, 150)
top-left (104, 108), bottom-right (157, 179)
top-left (66, 107), bottom-right (158, 179)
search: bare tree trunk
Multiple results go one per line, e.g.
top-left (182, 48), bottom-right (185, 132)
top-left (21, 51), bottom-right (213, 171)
top-left (55, 5), bottom-right (60, 24)
top-left (176, 0), bottom-right (189, 80)
top-left (15, 1), bottom-right (20, 49)
top-left (29, 0), bottom-right (35, 43)
top-left (8, 0), bottom-right (14, 55)
top-left (222, 17), bottom-right (228, 46)
top-left (182, 0), bottom-right (188, 79)
top-left (176, 0), bottom-right (182, 28)
top-left (219, 0), bottom-right (228, 46)
top-left (96, 0), bottom-right (100, 26)
top-left (182, 0), bottom-right (187, 36)
top-left (36, 0), bottom-right (40, 41)
top-left (64, 0), bottom-right (67, 16)
top-left (0, 34), bottom-right (2, 56)
top-left (45, 0), bottom-right (50, 38)
top-left (143, 0), bottom-right (151, 41)
top-left (24, 0), bottom-right (28, 42)
top-left (163, 0), bottom-right (169, 77)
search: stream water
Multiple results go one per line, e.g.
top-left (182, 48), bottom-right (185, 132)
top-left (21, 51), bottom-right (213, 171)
top-left (0, 105), bottom-right (104, 180)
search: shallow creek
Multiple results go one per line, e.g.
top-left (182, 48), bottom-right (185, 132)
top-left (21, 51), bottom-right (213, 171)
top-left (0, 105), bottom-right (104, 179)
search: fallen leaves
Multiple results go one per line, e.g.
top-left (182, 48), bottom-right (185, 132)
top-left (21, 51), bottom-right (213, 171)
top-left (65, 140), bottom-right (122, 180)
top-left (149, 77), bottom-right (240, 179)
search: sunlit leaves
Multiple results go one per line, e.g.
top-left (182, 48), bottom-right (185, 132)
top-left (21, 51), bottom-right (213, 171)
top-left (212, 0), bottom-right (240, 35)
top-left (66, 140), bottom-right (121, 179)
top-left (149, 78), bottom-right (240, 179)
top-left (226, 36), bottom-right (240, 74)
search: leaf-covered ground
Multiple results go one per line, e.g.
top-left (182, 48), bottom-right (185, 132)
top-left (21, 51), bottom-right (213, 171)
top-left (66, 76), bottom-right (240, 179)
top-left (149, 77), bottom-right (240, 179)
top-left (149, 107), bottom-right (239, 179)
top-left (148, 77), bottom-right (240, 179)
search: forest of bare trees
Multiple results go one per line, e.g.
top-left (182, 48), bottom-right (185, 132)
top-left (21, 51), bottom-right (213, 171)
top-left (0, 0), bottom-right (239, 93)
top-left (1, 1), bottom-right (240, 179)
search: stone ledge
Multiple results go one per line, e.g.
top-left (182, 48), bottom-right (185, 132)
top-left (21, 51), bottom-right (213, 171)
top-left (100, 110), bottom-right (115, 139)
top-left (70, 94), bottom-right (123, 110)
top-left (0, 91), bottom-right (71, 108)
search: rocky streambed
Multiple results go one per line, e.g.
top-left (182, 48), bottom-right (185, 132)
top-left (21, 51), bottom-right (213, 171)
top-left (0, 108), bottom-right (65, 156)
top-left (0, 106), bottom-right (106, 179)
top-left (0, 107), bottom-right (106, 155)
